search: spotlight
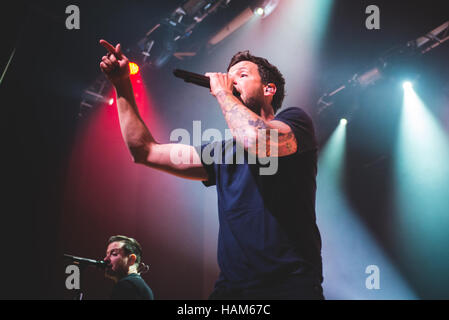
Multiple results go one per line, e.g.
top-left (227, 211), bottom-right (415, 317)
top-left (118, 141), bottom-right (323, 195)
top-left (129, 62), bottom-right (140, 75)
top-left (254, 7), bottom-right (264, 16)
top-left (253, 0), bottom-right (279, 19)
top-left (403, 81), bottom-right (413, 90)
top-left (108, 98), bottom-right (114, 106)
top-left (340, 118), bottom-right (348, 126)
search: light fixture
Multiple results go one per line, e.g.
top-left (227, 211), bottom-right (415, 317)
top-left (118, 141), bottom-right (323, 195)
top-left (129, 62), bottom-right (140, 75)
top-left (403, 81), bottom-right (413, 90)
top-left (253, 0), bottom-right (279, 19)
top-left (254, 7), bottom-right (264, 16)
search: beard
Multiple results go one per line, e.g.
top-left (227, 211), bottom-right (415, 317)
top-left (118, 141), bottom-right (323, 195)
top-left (243, 96), bottom-right (265, 115)
top-left (233, 88), bottom-right (264, 115)
top-left (105, 264), bottom-right (127, 281)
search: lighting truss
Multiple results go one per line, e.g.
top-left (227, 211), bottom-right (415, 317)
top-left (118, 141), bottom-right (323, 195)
top-left (317, 21), bottom-right (449, 113)
top-left (79, 75), bottom-right (111, 118)
top-left (137, 0), bottom-right (232, 68)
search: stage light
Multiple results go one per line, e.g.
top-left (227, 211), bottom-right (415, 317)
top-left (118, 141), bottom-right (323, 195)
top-left (402, 81), bottom-right (413, 90)
top-left (340, 118), bottom-right (348, 126)
top-left (394, 84), bottom-right (449, 295)
top-left (315, 101), bottom-right (417, 300)
top-left (80, 87), bottom-right (114, 112)
top-left (253, 0), bottom-right (280, 19)
top-left (129, 62), bottom-right (140, 75)
top-left (254, 7), bottom-right (264, 16)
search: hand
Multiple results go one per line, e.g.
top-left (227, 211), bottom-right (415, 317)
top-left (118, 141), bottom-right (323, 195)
top-left (205, 72), bottom-right (235, 97)
top-left (99, 39), bottom-right (130, 85)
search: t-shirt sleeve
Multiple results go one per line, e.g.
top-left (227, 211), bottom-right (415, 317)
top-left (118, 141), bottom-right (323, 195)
top-left (195, 142), bottom-right (219, 187)
top-left (274, 107), bottom-right (317, 154)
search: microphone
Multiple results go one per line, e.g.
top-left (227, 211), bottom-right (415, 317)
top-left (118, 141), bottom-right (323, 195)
top-left (64, 254), bottom-right (107, 268)
top-left (173, 69), bottom-right (242, 99)
top-left (173, 69), bottom-right (210, 89)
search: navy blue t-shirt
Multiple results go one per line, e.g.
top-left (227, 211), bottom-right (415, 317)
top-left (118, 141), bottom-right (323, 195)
top-left (110, 273), bottom-right (154, 300)
top-left (198, 107), bottom-right (322, 290)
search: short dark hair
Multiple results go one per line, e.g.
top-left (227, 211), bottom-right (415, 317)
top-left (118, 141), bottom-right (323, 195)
top-left (108, 235), bottom-right (142, 265)
top-left (227, 50), bottom-right (285, 114)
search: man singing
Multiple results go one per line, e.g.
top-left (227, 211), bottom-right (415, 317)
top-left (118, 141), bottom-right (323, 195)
top-left (104, 235), bottom-right (154, 300)
top-left (99, 39), bottom-right (323, 299)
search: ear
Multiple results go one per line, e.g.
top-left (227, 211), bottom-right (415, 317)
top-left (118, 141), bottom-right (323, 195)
top-left (128, 254), bottom-right (137, 266)
top-left (264, 83), bottom-right (277, 97)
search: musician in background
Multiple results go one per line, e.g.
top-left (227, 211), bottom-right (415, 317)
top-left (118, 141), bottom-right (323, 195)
top-left (104, 235), bottom-right (154, 300)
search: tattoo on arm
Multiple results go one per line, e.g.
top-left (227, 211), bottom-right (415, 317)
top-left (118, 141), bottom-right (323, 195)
top-left (216, 91), bottom-right (239, 113)
top-left (216, 91), bottom-right (267, 130)
top-left (215, 90), bottom-right (298, 156)
top-left (248, 118), bottom-right (268, 130)
top-left (275, 131), bottom-right (298, 155)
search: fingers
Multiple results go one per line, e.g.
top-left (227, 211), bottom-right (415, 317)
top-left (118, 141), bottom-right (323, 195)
top-left (103, 55), bottom-right (119, 67)
top-left (101, 56), bottom-right (112, 68)
top-left (205, 72), bottom-right (234, 96)
top-left (205, 72), bottom-right (224, 77)
top-left (115, 43), bottom-right (123, 58)
top-left (205, 72), bottom-right (230, 79)
top-left (100, 61), bottom-right (113, 73)
top-left (205, 72), bottom-right (233, 84)
top-left (108, 54), bottom-right (118, 64)
top-left (99, 39), bottom-right (116, 55)
top-left (205, 72), bottom-right (225, 84)
top-left (100, 54), bottom-right (119, 74)
top-left (100, 61), bottom-right (109, 72)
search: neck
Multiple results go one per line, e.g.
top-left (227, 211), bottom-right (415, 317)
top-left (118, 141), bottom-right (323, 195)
top-left (260, 103), bottom-right (275, 121)
top-left (111, 266), bottom-right (138, 283)
top-left (128, 265), bottom-right (138, 275)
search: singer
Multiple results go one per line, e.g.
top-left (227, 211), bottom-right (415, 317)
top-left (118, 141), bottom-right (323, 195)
top-left (99, 39), bottom-right (323, 300)
top-left (104, 235), bottom-right (154, 300)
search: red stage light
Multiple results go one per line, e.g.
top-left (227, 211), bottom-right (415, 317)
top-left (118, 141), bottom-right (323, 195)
top-left (129, 62), bottom-right (140, 75)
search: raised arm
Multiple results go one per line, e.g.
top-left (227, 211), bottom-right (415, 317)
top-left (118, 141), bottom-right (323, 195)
top-left (205, 72), bottom-right (297, 157)
top-left (99, 40), bottom-right (208, 181)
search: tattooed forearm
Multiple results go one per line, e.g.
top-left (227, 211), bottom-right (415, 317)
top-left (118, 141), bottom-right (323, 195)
top-left (248, 118), bottom-right (268, 129)
top-left (216, 91), bottom-right (240, 113)
top-left (216, 90), bottom-right (268, 131)
top-left (214, 90), bottom-right (297, 156)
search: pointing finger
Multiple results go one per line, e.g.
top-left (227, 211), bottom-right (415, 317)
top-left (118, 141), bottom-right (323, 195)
top-left (100, 39), bottom-right (116, 55)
